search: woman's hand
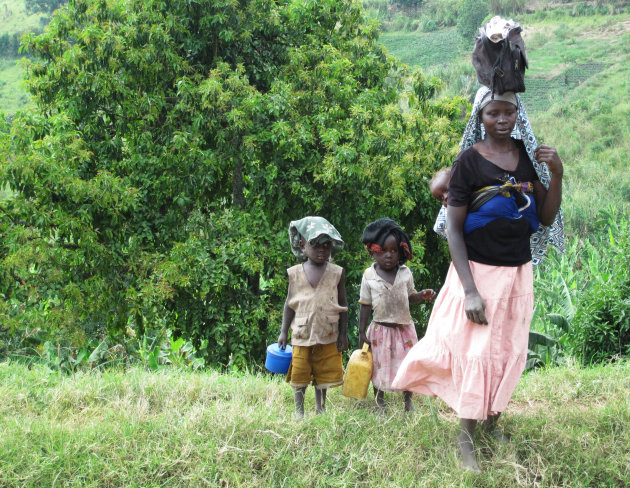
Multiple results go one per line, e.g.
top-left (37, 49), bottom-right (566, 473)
top-left (533, 145), bottom-right (564, 225)
top-left (534, 145), bottom-right (563, 177)
top-left (465, 291), bottom-right (488, 325)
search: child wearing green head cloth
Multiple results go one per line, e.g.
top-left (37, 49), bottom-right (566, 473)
top-left (278, 216), bottom-right (349, 419)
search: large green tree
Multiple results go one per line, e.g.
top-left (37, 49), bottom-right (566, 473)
top-left (0, 0), bottom-right (464, 367)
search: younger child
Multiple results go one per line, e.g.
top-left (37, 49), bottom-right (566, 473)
top-left (430, 167), bottom-right (451, 240)
top-left (278, 216), bottom-right (349, 419)
top-left (358, 218), bottom-right (436, 413)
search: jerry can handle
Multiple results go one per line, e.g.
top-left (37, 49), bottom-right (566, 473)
top-left (361, 342), bottom-right (370, 354)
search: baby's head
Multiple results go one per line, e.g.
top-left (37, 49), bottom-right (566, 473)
top-left (289, 216), bottom-right (344, 262)
top-left (361, 218), bottom-right (412, 266)
top-left (430, 167), bottom-right (451, 207)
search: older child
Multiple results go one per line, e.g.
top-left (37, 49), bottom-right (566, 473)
top-left (431, 167), bottom-right (451, 240)
top-left (278, 216), bottom-right (349, 419)
top-left (358, 218), bottom-right (436, 414)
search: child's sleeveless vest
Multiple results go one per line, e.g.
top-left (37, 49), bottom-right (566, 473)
top-left (286, 263), bottom-right (348, 346)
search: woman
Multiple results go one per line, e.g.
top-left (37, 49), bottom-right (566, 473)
top-left (393, 87), bottom-right (564, 472)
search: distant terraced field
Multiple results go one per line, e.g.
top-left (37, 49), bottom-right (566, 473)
top-left (380, 14), bottom-right (630, 114)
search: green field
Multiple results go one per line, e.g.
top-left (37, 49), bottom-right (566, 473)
top-left (0, 58), bottom-right (29, 114)
top-left (1, 359), bottom-right (628, 487)
top-left (378, 27), bottom-right (467, 68)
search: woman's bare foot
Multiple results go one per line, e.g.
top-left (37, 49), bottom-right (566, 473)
top-left (458, 418), bottom-right (481, 472)
top-left (482, 413), bottom-right (510, 443)
top-left (457, 437), bottom-right (481, 473)
top-left (488, 428), bottom-right (510, 444)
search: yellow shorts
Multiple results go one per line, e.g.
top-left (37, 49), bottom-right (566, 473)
top-left (285, 342), bottom-right (343, 389)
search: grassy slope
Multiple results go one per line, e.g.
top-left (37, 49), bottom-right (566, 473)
top-left (0, 0), bottom-right (46, 35)
top-left (0, 360), bottom-right (628, 487)
top-left (0, 0), bottom-right (46, 115)
top-left (380, 12), bottom-right (630, 233)
top-left (0, 58), bottom-right (30, 114)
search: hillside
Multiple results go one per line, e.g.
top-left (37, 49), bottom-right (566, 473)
top-left (1, 359), bottom-right (628, 487)
top-left (380, 12), bottom-right (630, 233)
top-left (0, 0), bottom-right (46, 114)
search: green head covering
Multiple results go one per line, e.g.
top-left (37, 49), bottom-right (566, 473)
top-left (289, 216), bottom-right (344, 261)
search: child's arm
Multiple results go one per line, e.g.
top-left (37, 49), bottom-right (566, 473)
top-left (358, 304), bottom-right (371, 349)
top-left (409, 289), bottom-right (437, 305)
top-left (336, 269), bottom-right (349, 353)
top-left (278, 298), bottom-right (295, 349)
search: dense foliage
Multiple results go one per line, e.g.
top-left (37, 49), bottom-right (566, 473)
top-left (0, 31), bottom-right (31, 58)
top-left (0, 0), bottom-right (464, 367)
top-left (456, 0), bottom-right (489, 42)
top-left (529, 210), bottom-right (630, 368)
top-left (24, 0), bottom-right (66, 14)
top-left (568, 215), bottom-right (630, 364)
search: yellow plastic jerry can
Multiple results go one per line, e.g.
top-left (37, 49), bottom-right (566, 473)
top-left (342, 342), bottom-right (373, 399)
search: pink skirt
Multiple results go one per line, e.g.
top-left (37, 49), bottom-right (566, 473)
top-left (392, 261), bottom-right (533, 420)
top-left (367, 321), bottom-right (418, 392)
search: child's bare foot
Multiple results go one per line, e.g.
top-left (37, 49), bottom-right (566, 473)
top-left (315, 387), bottom-right (327, 415)
top-left (294, 387), bottom-right (305, 420)
top-left (403, 391), bottom-right (415, 413)
top-left (374, 388), bottom-right (386, 416)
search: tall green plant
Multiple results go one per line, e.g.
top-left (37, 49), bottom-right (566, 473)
top-left (532, 207), bottom-right (630, 366)
top-left (568, 210), bottom-right (630, 364)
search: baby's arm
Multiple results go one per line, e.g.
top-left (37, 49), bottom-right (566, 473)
top-left (278, 296), bottom-right (295, 349)
top-left (409, 289), bottom-right (437, 305)
top-left (336, 270), bottom-right (349, 353)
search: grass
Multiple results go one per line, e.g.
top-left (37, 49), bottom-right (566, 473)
top-left (0, 359), bottom-right (628, 487)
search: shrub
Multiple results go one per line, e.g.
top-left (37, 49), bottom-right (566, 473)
top-left (423, 0), bottom-right (459, 27)
top-left (456, 0), bottom-right (489, 43)
top-left (567, 213), bottom-right (630, 364)
top-left (420, 17), bottom-right (439, 32)
top-left (488, 0), bottom-right (526, 15)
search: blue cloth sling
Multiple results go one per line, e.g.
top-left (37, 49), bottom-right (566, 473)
top-left (464, 180), bottom-right (540, 236)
